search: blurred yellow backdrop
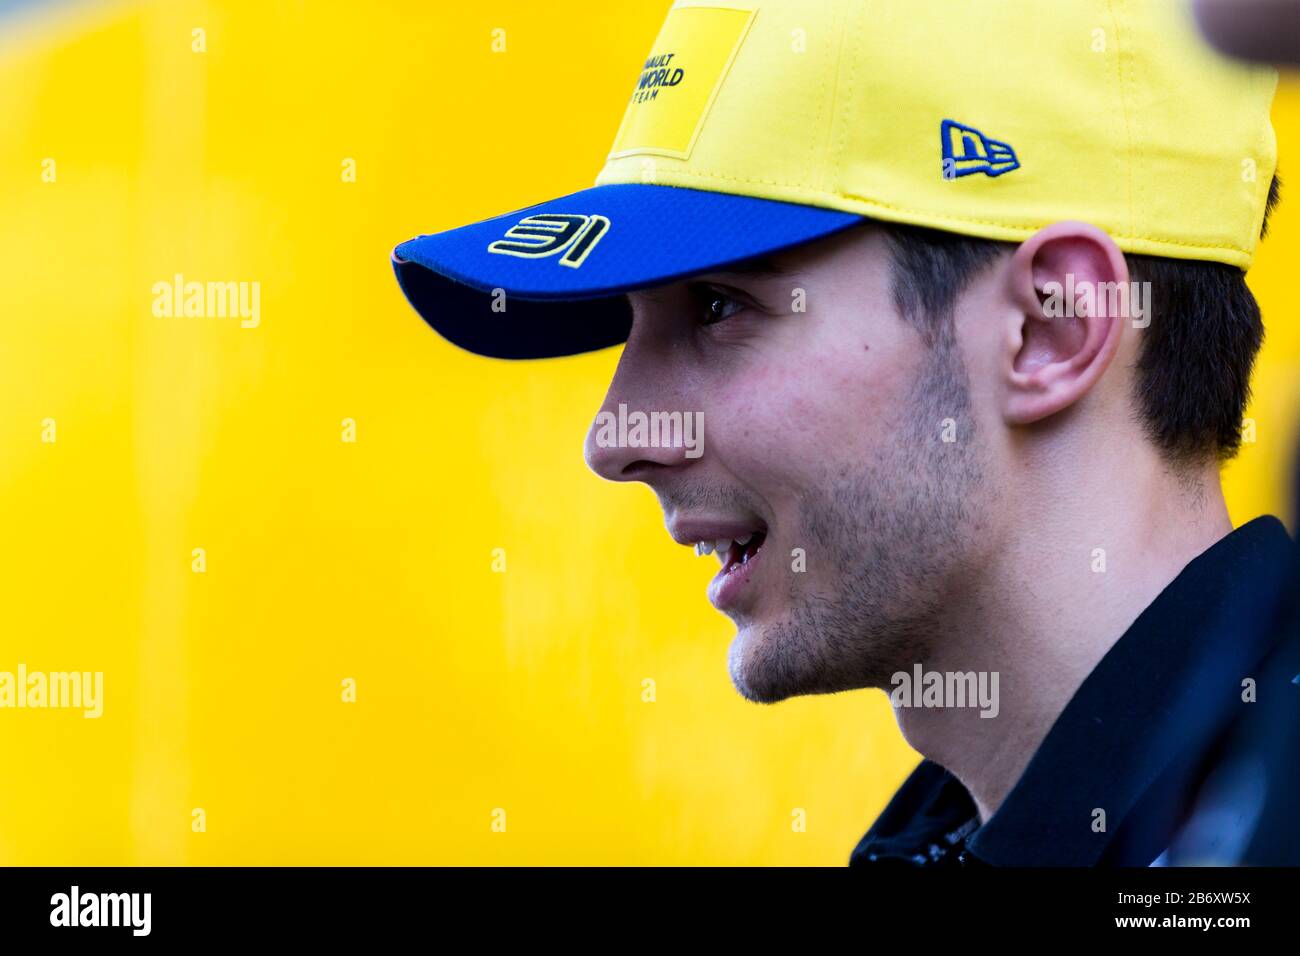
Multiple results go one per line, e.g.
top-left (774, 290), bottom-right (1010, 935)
top-left (0, 0), bottom-right (1297, 865)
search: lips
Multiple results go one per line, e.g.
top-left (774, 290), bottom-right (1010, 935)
top-left (668, 518), bottom-right (769, 612)
top-left (707, 533), bottom-right (766, 611)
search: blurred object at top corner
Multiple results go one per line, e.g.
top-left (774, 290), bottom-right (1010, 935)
top-left (1192, 0), bottom-right (1300, 66)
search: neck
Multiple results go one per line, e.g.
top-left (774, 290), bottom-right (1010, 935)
top-left (892, 450), bottom-right (1231, 823)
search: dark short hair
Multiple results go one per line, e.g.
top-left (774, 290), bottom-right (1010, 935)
top-left (883, 173), bottom-right (1281, 464)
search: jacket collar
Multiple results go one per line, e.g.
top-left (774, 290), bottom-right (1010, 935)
top-left (851, 516), bottom-right (1295, 867)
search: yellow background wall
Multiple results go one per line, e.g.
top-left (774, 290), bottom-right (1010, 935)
top-left (1, 0), bottom-right (1296, 865)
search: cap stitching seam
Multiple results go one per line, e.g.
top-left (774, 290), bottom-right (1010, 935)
top-left (810, 4), bottom-right (840, 194)
top-left (832, 0), bottom-right (861, 190)
top-left (1107, 0), bottom-right (1136, 241)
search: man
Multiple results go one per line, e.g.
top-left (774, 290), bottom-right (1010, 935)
top-left (392, 0), bottom-right (1297, 865)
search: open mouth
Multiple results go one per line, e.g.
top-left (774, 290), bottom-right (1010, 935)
top-left (695, 531), bottom-right (767, 577)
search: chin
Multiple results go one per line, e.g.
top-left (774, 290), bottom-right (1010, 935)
top-left (727, 612), bottom-right (887, 703)
top-left (726, 624), bottom-right (768, 703)
top-left (726, 620), bottom-right (813, 705)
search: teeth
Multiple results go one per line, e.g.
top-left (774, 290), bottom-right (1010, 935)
top-left (695, 533), bottom-right (761, 563)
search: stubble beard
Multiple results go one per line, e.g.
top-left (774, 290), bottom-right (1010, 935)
top-left (729, 340), bottom-right (987, 704)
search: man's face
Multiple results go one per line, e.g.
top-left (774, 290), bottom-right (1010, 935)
top-left (584, 224), bottom-right (994, 703)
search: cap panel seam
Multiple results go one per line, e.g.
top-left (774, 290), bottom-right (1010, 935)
top-left (832, 0), bottom-right (863, 193)
top-left (806, 0), bottom-right (837, 195)
top-left (814, 0), bottom-right (851, 196)
top-left (1106, 0), bottom-right (1137, 241)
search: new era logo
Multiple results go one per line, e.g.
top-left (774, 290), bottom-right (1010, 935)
top-left (941, 119), bottom-right (1020, 179)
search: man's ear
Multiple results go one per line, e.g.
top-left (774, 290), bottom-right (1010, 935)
top-left (1000, 221), bottom-right (1131, 427)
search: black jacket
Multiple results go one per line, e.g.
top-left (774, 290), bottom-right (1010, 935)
top-left (850, 515), bottom-right (1300, 867)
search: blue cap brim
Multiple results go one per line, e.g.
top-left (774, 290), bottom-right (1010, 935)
top-left (392, 183), bottom-right (863, 360)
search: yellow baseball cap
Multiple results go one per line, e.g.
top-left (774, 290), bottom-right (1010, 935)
top-left (393, 0), bottom-right (1278, 359)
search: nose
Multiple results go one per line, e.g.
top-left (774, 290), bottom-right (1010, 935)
top-left (584, 401), bottom-right (700, 482)
top-left (584, 344), bottom-right (700, 483)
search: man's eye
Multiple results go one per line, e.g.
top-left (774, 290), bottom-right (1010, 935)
top-left (693, 285), bottom-right (747, 326)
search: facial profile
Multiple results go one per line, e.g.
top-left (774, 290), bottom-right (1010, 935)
top-left (584, 224), bottom-right (997, 703)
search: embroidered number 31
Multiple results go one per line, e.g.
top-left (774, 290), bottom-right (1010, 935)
top-left (487, 214), bottom-right (611, 268)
